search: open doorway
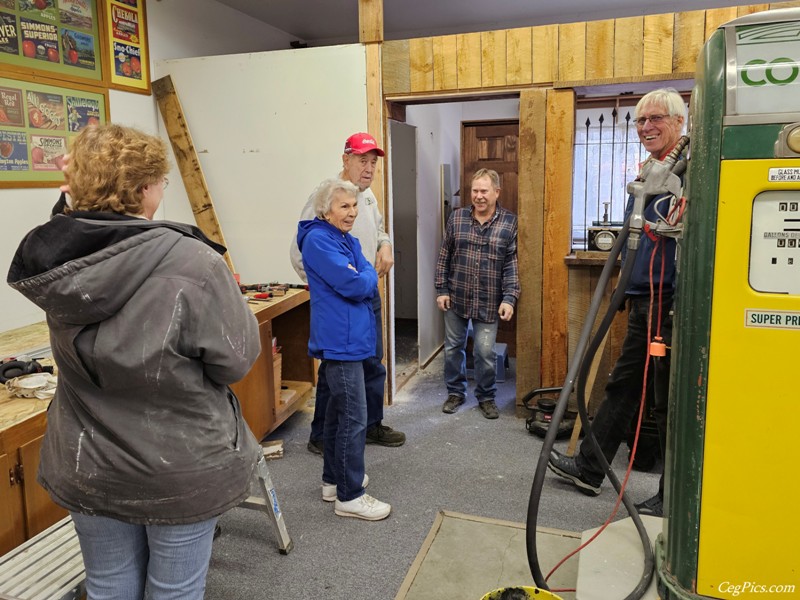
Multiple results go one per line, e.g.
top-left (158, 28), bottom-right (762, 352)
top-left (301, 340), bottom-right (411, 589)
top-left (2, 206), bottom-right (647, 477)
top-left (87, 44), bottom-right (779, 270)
top-left (387, 97), bottom-right (521, 395)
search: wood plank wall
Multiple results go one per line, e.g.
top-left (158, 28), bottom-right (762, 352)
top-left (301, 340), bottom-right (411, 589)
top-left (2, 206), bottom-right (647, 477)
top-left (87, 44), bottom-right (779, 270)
top-left (380, 1), bottom-right (787, 406)
top-left (383, 4), bottom-right (778, 95)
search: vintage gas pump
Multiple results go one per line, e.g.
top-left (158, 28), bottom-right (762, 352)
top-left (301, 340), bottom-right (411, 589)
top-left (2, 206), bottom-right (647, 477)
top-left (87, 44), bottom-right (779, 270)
top-left (659, 8), bottom-right (800, 600)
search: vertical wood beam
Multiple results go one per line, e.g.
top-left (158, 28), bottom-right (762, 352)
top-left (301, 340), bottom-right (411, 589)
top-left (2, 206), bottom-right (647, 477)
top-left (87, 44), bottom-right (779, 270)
top-left (643, 13), bottom-right (674, 75)
top-left (585, 20), bottom-right (614, 80)
top-left (673, 10), bottom-right (706, 73)
top-left (542, 89), bottom-right (574, 388)
top-left (558, 22), bottom-right (586, 81)
top-left (532, 24), bottom-right (558, 84)
top-left (433, 35), bottom-right (458, 91)
top-left (614, 16), bottom-right (644, 78)
top-left (152, 75), bottom-right (234, 273)
top-left (410, 38), bottom-right (434, 92)
top-left (507, 27), bottom-right (533, 86)
top-left (382, 40), bottom-right (409, 95)
top-left (359, 0), bottom-right (383, 43)
top-left (481, 30), bottom-right (507, 88)
top-left (457, 33), bottom-right (482, 89)
top-left (517, 88), bottom-right (547, 411)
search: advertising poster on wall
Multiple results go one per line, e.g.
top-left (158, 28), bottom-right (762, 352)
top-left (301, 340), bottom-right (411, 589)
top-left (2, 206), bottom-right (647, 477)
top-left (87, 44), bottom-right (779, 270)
top-left (0, 0), bottom-right (102, 83)
top-left (0, 75), bottom-right (107, 187)
top-left (106, 0), bottom-right (148, 93)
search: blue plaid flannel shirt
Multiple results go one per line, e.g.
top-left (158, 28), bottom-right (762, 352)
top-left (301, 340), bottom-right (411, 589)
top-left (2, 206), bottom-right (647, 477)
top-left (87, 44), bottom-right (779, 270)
top-left (435, 204), bottom-right (520, 323)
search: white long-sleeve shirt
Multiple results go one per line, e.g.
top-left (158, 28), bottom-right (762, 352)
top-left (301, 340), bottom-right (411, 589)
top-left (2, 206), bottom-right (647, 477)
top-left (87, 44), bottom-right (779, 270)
top-left (289, 179), bottom-right (391, 282)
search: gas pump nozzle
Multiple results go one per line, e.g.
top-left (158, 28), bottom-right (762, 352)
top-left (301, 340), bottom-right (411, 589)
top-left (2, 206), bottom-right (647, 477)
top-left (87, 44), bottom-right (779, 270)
top-left (626, 135), bottom-right (690, 244)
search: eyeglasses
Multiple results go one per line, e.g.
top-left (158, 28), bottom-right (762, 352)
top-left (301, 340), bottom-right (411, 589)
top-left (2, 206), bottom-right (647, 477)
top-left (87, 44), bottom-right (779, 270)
top-left (635, 114), bottom-right (670, 128)
top-left (162, 177), bottom-right (169, 189)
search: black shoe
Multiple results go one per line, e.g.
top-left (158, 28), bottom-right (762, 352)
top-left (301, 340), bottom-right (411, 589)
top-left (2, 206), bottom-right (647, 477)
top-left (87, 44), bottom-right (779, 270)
top-left (366, 422), bottom-right (406, 447)
top-left (635, 494), bottom-right (664, 517)
top-left (547, 450), bottom-right (602, 496)
top-left (307, 438), bottom-right (323, 455)
top-left (442, 394), bottom-right (465, 414)
top-left (478, 400), bottom-right (499, 419)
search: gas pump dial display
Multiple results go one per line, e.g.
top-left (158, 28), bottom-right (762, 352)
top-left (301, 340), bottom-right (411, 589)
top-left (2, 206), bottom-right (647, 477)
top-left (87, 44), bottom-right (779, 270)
top-left (749, 190), bottom-right (800, 294)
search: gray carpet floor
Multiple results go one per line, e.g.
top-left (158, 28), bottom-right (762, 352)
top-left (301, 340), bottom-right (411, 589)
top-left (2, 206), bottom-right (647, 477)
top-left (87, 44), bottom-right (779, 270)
top-left (205, 353), bottom-right (662, 600)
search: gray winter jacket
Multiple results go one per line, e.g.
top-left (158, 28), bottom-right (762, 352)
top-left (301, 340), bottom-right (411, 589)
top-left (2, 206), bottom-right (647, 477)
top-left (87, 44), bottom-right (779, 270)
top-left (7, 212), bottom-right (262, 524)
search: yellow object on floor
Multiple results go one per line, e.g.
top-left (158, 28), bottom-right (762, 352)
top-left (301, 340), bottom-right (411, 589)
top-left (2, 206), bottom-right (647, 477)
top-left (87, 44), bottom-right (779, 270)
top-left (481, 586), bottom-right (562, 599)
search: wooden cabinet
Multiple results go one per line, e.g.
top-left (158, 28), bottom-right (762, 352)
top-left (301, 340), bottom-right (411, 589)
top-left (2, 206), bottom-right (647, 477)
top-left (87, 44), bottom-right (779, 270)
top-left (231, 290), bottom-right (315, 441)
top-left (0, 401), bottom-right (67, 556)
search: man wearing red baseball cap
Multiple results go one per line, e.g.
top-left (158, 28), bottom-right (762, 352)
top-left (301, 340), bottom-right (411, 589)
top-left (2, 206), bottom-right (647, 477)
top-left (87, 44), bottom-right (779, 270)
top-left (290, 132), bottom-right (406, 460)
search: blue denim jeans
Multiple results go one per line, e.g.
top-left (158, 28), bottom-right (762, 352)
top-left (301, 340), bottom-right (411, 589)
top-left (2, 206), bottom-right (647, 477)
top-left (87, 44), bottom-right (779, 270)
top-left (321, 359), bottom-right (368, 501)
top-left (310, 295), bottom-right (385, 442)
top-left (577, 294), bottom-right (672, 497)
top-left (70, 512), bottom-right (218, 600)
top-left (443, 310), bottom-right (498, 401)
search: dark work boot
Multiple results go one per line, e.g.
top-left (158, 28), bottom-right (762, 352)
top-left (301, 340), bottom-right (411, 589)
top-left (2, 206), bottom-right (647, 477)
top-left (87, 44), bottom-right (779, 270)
top-left (547, 450), bottom-right (602, 496)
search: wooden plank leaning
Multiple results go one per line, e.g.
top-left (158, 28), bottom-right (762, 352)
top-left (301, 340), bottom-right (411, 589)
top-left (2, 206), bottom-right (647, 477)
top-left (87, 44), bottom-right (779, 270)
top-left (151, 74), bottom-right (235, 274)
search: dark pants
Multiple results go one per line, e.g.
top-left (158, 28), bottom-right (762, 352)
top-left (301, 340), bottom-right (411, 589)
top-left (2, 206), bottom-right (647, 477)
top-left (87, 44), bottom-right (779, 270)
top-left (577, 294), bottom-right (672, 498)
top-left (311, 295), bottom-right (385, 442)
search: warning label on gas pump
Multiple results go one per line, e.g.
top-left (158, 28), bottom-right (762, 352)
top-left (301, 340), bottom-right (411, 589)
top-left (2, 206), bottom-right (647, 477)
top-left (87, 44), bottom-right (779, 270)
top-left (769, 168), bottom-right (800, 182)
top-left (745, 309), bottom-right (800, 329)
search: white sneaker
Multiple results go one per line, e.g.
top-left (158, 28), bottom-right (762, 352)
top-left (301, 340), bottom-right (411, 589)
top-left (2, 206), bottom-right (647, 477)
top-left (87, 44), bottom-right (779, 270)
top-left (321, 474), bottom-right (369, 502)
top-left (334, 493), bottom-right (391, 521)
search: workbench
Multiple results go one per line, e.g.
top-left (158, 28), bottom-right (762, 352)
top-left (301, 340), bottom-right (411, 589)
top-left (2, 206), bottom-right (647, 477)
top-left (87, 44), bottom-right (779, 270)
top-left (0, 290), bottom-right (314, 555)
top-left (233, 289), bottom-right (315, 440)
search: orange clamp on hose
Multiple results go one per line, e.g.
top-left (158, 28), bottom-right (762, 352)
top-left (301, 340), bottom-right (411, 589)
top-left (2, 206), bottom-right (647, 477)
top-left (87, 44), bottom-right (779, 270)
top-left (650, 336), bottom-right (667, 357)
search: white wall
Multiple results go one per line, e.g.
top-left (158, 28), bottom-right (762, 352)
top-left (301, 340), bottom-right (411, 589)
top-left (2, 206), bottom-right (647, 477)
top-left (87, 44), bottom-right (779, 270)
top-left (153, 45), bottom-right (367, 285)
top-left (0, 0), bottom-right (295, 333)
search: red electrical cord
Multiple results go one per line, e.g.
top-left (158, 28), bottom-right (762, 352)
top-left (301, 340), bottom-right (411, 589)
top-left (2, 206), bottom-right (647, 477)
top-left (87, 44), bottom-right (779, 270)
top-left (547, 237), bottom-right (665, 591)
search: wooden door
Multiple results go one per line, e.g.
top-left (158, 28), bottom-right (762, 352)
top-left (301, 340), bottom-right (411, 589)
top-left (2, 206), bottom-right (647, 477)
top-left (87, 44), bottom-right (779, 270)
top-left (0, 451), bottom-right (25, 555)
top-left (461, 120), bottom-right (519, 355)
top-left (19, 435), bottom-right (67, 538)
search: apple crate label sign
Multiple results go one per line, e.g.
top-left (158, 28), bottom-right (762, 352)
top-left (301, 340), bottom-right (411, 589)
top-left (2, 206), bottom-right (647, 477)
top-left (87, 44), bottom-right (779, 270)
top-left (30, 134), bottom-right (66, 171)
top-left (26, 90), bottom-right (64, 130)
top-left (61, 28), bottom-right (96, 71)
top-left (58, 0), bottom-right (93, 31)
top-left (111, 4), bottom-right (139, 44)
top-left (0, 12), bottom-right (19, 55)
top-left (66, 95), bottom-right (99, 132)
top-left (745, 309), bottom-right (800, 330)
top-left (113, 41), bottom-right (141, 80)
top-left (0, 130), bottom-right (29, 171)
top-left (0, 87), bottom-right (25, 127)
top-left (20, 17), bottom-right (59, 63)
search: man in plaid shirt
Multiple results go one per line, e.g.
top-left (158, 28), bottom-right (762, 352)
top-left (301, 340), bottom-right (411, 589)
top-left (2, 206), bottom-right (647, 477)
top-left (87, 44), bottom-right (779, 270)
top-left (435, 168), bottom-right (520, 419)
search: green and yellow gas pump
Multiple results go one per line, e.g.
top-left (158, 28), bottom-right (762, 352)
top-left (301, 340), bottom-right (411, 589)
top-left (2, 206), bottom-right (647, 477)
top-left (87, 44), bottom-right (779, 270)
top-left (659, 8), bottom-right (800, 600)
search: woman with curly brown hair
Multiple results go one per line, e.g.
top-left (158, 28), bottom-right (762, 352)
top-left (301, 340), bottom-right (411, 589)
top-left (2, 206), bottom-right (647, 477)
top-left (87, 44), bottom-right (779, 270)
top-left (7, 124), bottom-right (261, 600)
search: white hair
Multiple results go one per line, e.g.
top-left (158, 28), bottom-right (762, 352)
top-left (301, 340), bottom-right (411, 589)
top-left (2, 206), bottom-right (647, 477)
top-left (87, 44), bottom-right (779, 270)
top-left (311, 178), bottom-right (359, 218)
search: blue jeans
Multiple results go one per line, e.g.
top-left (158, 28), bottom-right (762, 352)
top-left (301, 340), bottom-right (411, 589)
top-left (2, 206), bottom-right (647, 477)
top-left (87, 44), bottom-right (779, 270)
top-left (321, 359), bottom-right (368, 501)
top-left (577, 294), bottom-right (672, 498)
top-left (310, 295), bottom-right (385, 442)
top-left (443, 310), bottom-right (498, 401)
top-left (70, 512), bottom-right (218, 600)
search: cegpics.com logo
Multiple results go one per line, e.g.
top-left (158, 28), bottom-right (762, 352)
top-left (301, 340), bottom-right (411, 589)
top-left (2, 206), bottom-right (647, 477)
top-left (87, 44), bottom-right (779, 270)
top-left (719, 582), bottom-right (796, 597)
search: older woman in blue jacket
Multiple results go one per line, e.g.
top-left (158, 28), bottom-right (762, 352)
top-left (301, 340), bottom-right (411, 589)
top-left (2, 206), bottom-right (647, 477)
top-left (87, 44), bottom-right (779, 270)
top-left (297, 178), bottom-right (391, 521)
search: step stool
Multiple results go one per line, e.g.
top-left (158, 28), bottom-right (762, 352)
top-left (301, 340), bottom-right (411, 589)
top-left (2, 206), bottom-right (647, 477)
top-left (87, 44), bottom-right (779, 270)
top-left (239, 455), bottom-right (293, 554)
top-left (464, 323), bottom-right (509, 383)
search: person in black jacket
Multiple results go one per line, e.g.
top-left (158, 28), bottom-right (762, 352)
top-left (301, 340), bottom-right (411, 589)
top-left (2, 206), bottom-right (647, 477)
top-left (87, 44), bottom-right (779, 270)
top-left (8, 124), bottom-right (261, 600)
top-left (548, 88), bottom-right (686, 518)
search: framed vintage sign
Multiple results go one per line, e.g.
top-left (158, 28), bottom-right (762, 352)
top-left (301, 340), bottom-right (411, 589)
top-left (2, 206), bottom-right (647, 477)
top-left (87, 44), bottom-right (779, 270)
top-left (0, 74), bottom-right (108, 187)
top-left (0, 0), bottom-right (104, 84)
top-left (105, 0), bottom-right (149, 93)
